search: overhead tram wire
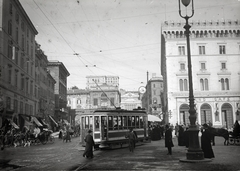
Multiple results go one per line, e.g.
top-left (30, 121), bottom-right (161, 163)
top-left (32, 0), bottom-right (78, 55)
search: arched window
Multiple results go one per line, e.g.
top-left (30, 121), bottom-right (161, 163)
top-left (179, 79), bottom-right (183, 91)
top-left (221, 78), bottom-right (225, 90)
top-left (184, 79), bottom-right (188, 91)
top-left (225, 78), bottom-right (229, 90)
top-left (200, 79), bottom-right (204, 91)
top-left (204, 78), bottom-right (209, 90)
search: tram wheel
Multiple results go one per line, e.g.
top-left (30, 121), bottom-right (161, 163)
top-left (229, 137), bottom-right (235, 145)
top-left (235, 137), bottom-right (240, 146)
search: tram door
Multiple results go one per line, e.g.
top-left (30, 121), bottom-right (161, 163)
top-left (101, 116), bottom-right (107, 140)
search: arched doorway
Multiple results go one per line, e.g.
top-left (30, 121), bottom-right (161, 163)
top-left (179, 104), bottom-right (190, 126)
top-left (200, 103), bottom-right (212, 125)
top-left (221, 103), bottom-right (233, 129)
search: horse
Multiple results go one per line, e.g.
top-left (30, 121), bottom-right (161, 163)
top-left (203, 124), bottom-right (229, 146)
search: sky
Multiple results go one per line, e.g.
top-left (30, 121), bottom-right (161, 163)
top-left (20, 0), bottom-right (240, 91)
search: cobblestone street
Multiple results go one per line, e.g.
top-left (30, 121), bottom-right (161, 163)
top-left (1, 136), bottom-right (239, 171)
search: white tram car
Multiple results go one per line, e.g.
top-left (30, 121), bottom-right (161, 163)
top-left (80, 108), bottom-right (148, 149)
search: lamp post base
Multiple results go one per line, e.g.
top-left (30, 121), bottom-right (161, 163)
top-left (179, 125), bottom-right (211, 163)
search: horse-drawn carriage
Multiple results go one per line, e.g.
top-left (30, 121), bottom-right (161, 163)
top-left (202, 120), bottom-right (240, 146)
top-left (228, 121), bottom-right (240, 145)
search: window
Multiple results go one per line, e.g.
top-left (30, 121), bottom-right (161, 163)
top-left (179, 78), bottom-right (188, 91)
top-left (220, 78), bottom-right (230, 90)
top-left (15, 70), bottom-right (18, 87)
top-left (9, 3), bottom-right (13, 15)
top-left (108, 116), bottom-right (113, 130)
top-left (221, 62), bottom-right (226, 70)
top-left (109, 98), bottom-right (114, 106)
top-left (8, 20), bottom-right (12, 35)
top-left (200, 62), bottom-right (206, 70)
top-left (22, 35), bottom-right (25, 50)
top-left (219, 45), bottom-right (226, 54)
top-left (199, 46), bottom-right (205, 55)
top-left (8, 40), bottom-right (13, 58)
top-left (200, 78), bottom-right (209, 91)
top-left (95, 116), bottom-right (100, 131)
top-left (178, 46), bottom-right (185, 55)
top-left (8, 68), bottom-right (12, 84)
top-left (16, 13), bottom-right (19, 24)
top-left (180, 63), bottom-right (185, 70)
top-left (16, 27), bottom-right (19, 43)
top-left (6, 97), bottom-right (11, 110)
top-left (14, 100), bottom-right (18, 113)
top-left (93, 98), bottom-right (98, 106)
top-left (20, 102), bottom-right (23, 113)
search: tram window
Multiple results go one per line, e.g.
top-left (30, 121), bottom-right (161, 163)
top-left (123, 116), bottom-right (127, 129)
top-left (85, 116), bottom-right (89, 129)
top-left (113, 116), bottom-right (118, 130)
top-left (108, 116), bottom-right (113, 130)
top-left (118, 116), bottom-right (122, 129)
top-left (140, 116), bottom-right (143, 128)
top-left (128, 116), bottom-right (132, 128)
top-left (136, 116), bottom-right (140, 128)
top-left (95, 116), bottom-right (100, 131)
top-left (101, 116), bottom-right (107, 140)
top-left (132, 116), bottom-right (136, 128)
top-left (90, 116), bottom-right (93, 130)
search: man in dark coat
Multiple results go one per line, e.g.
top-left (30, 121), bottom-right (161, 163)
top-left (165, 124), bottom-right (174, 155)
top-left (83, 130), bottom-right (95, 158)
top-left (126, 128), bottom-right (137, 152)
top-left (201, 124), bottom-right (215, 159)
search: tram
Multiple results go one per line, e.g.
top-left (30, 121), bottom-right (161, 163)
top-left (80, 108), bottom-right (148, 149)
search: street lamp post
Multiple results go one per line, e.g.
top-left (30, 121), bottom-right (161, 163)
top-left (178, 0), bottom-right (204, 161)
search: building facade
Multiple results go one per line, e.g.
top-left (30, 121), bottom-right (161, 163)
top-left (141, 75), bottom-right (163, 119)
top-left (35, 43), bottom-right (56, 129)
top-left (47, 60), bottom-right (70, 125)
top-left (0, 0), bottom-right (38, 128)
top-left (161, 20), bottom-right (240, 128)
top-left (120, 89), bottom-right (142, 110)
top-left (86, 75), bottom-right (119, 90)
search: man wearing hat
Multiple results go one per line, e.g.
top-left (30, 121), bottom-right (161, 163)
top-left (83, 130), bottom-right (95, 158)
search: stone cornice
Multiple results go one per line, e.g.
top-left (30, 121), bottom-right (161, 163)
top-left (162, 20), bottom-right (240, 39)
top-left (171, 91), bottom-right (240, 97)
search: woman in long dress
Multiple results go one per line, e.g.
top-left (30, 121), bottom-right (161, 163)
top-left (201, 125), bottom-right (215, 159)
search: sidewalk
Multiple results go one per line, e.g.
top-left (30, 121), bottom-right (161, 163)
top-left (78, 137), bottom-right (239, 171)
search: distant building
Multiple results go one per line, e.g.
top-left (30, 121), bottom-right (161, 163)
top-left (86, 76), bottom-right (119, 90)
top-left (47, 60), bottom-right (70, 124)
top-left (141, 74), bottom-right (163, 119)
top-left (161, 20), bottom-right (240, 128)
top-left (67, 76), bottom-right (121, 124)
top-left (120, 90), bottom-right (142, 110)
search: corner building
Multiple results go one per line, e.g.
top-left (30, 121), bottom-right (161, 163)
top-left (161, 20), bottom-right (240, 128)
top-left (0, 0), bottom-right (38, 127)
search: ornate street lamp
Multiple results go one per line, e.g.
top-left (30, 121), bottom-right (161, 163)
top-left (178, 0), bottom-right (205, 161)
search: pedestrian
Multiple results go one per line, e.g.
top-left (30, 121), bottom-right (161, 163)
top-left (201, 124), bottom-right (215, 159)
top-left (83, 130), bottom-right (95, 159)
top-left (125, 127), bottom-right (136, 152)
top-left (165, 124), bottom-right (174, 155)
top-left (174, 123), bottom-right (179, 137)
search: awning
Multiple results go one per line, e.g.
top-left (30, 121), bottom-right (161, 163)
top-left (49, 115), bottom-right (58, 126)
top-left (148, 114), bottom-right (162, 122)
top-left (20, 115), bottom-right (33, 126)
top-left (63, 119), bottom-right (69, 125)
top-left (37, 117), bottom-right (48, 126)
top-left (31, 116), bottom-right (43, 127)
top-left (8, 119), bottom-right (19, 129)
